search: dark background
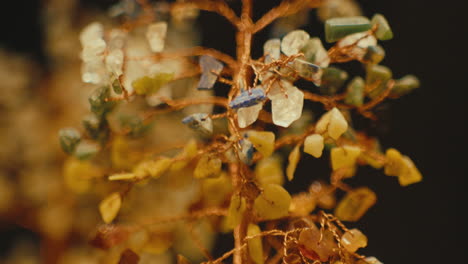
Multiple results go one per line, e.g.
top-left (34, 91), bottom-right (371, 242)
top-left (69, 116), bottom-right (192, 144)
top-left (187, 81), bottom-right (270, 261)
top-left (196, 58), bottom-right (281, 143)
top-left (0, 0), bottom-right (465, 263)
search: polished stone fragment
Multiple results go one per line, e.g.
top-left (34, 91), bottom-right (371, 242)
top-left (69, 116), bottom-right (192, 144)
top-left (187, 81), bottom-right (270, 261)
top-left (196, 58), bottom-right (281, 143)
top-left (108, 172), bottom-right (137, 181)
top-left (281, 30), bottom-right (310, 56)
top-left (384, 148), bottom-right (404, 177)
top-left (341, 228), bottom-right (368, 252)
top-left (301, 37), bottom-right (330, 67)
top-left (334, 187), bottom-right (376, 221)
top-left (254, 183), bottom-right (291, 220)
top-left (225, 194), bottom-right (246, 229)
top-left (80, 22), bottom-right (104, 46)
top-left (385, 148), bottom-right (422, 186)
top-left (269, 83), bottom-right (304, 127)
top-left (304, 134), bottom-right (324, 158)
top-left (366, 64), bottom-right (392, 99)
top-left (331, 145), bottom-right (361, 170)
top-left (182, 113), bottom-right (213, 135)
top-left (132, 72), bottom-right (174, 95)
top-left (105, 49), bottom-right (124, 76)
top-left (286, 145), bottom-right (301, 181)
top-left (263, 38), bottom-right (281, 63)
top-left (59, 128), bottom-right (81, 154)
top-left (292, 59), bottom-right (322, 84)
top-left (325, 16), bottom-right (371, 43)
top-left (320, 67), bottom-right (348, 95)
top-left (74, 140), bottom-right (100, 160)
top-left (239, 139), bottom-right (255, 165)
top-left (358, 257), bottom-right (383, 264)
top-left (89, 86), bottom-right (116, 117)
top-left (391, 75), bottom-right (420, 97)
top-left (146, 22), bottom-right (167, 52)
top-left (371, 14), bottom-right (393, 40)
top-left (315, 107), bottom-right (348, 140)
top-left (246, 131), bottom-right (275, 158)
top-left (229, 87), bottom-right (266, 109)
top-left (237, 103), bottom-right (263, 128)
top-left (194, 155), bottom-right (222, 179)
top-left (345, 76), bottom-right (365, 106)
top-left (247, 224), bottom-right (264, 264)
top-left (82, 113), bottom-right (108, 141)
top-left (81, 60), bottom-right (107, 84)
top-left (255, 155), bottom-right (284, 187)
top-left (398, 156), bottom-right (423, 186)
top-left (337, 32), bottom-right (377, 49)
top-left (197, 55), bottom-right (223, 90)
top-left (363, 45), bottom-right (385, 64)
top-left (299, 226), bottom-right (338, 262)
top-left (99, 192), bottom-right (122, 223)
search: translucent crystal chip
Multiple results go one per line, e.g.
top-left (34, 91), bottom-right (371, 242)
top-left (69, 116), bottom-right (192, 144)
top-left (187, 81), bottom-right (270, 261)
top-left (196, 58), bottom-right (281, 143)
top-left (255, 155), bottom-right (284, 187)
top-left (345, 76), bottom-right (365, 106)
top-left (334, 187), bottom-right (377, 221)
top-left (341, 228), bottom-right (368, 252)
top-left (81, 38), bottom-right (106, 62)
top-left (59, 128), bottom-right (81, 154)
top-left (246, 131), bottom-right (275, 158)
top-left (202, 172), bottom-right (232, 207)
top-left (197, 55), bottom-right (224, 90)
top-left (105, 49), bottom-right (124, 76)
top-left (298, 226), bottom-right (338, 262)
top-left (146, 22), bottom-right (167, 52)
top-left (74, 140), bottom-right (100, 160)
top-left (239, 139), bottom-right (255, 165)
top-left (237, 103), bottom-right (263, 128)
top-left (366, 64), bottom-right (392, 99)
top-left (303, 134), bottom-right (324, 158)
top-left (384, 148), bottom-right (404, 177)
top-left (89, 86), bottom-right (117, 117)
top-left (337, 32), bottom-right (377, 49)
top-left (320, 67), bottom-right (348, 95)
top-left (301, 37), bottom-right (330, 68)
top-left (363, 45), bottom-right (385, 65)
top-left (247, 224), bottom-right (264, 264)
top-left (371, 14), bottom-right (393, 40)
top-left (182, 113), bottom-right (213, 135)
top-left (229, 87), bottom-right (266, 109)
top-left (331, 145), bottom-right (361, 170)
top-left (269, 83), bottom-right (304, 127)
top-left (63, 158), bottom-right (99, 193)
top-left (325, 16), bottom-right (371, 43)
top-left (281, 30), bottom-right (310, 56)
top-left (391, 75), bottom-right (420, 97)
top-left (81, 60), bottom-right (107, 84)
top-left (263, 38), bottom-right (281, 63)
top-left (286, 145), bottom-right (301, 181)
top-left (292, 59), bottom-right (322, 84)
top-left (194, 155), bottom-right (222, 179)
top-left (99, 192), bottom-right (122, 223)
top-left (254, 184), bottom-right (291, 220)
top-left (80, 22), bottom-right (104, 46)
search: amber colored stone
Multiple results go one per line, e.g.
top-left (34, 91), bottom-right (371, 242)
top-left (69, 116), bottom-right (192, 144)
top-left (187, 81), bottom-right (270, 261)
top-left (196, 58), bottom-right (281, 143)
top-left (247, 131), bottom-right (275, 158)
top-left (225, 194), bottom-right (246, 229)
top-left (384, 148), bottom-right (404, 177)
top-left (286, 145), bottom-right (301, 181)
top-left (255, 155), bottom-right (284, 187)
top-left (193, 155), bottom-right (222, 178)
top-left (254, 184), bottom-right (291, 220)
top-left (341, 228), bottom-right (368, 252)
top-left (398, 156), bottom-right (423, 186)
top-left (330, 146), bottom-right (362, 171)
top-left (99, 192), bottom-right (122, 223)
top-left (299, 227), bottom-right (338, 262)
top-left (118, 248), bottom-right (140, 264)
top-left (90, 224), bottom-right (130, 250)
top-left (335, 187), bottom-right (377, 221)
top-left (247, 224), bottom-right (264, 264)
